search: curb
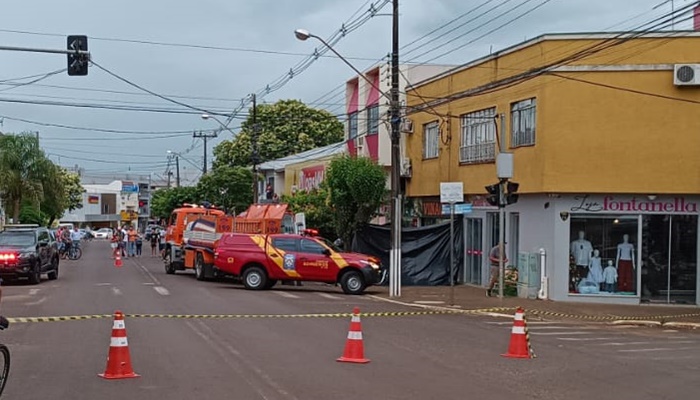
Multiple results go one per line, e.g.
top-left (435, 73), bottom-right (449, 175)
top-left (661, 321), bottom-right (700, 329)
top-left (610, 320), bottom-right (663, 327)
top-left (367, 295), bottom-right (515, 319)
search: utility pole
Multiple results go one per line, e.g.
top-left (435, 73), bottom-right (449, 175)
top-left (167, 171), bottom-right (172, 189)
top-left (389, 0), bottom-right (402, 298)
top-left (251, 94), bottom-right (260, 203)
top-left (175, 155), bottom-right (181, 188)
top-left (193, 130), bottom-right (218, 174)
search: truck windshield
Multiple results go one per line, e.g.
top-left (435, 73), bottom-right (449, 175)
top-left (317, 236), bottom-right (342, 253)
top-left (0, 232), bottom-right (35, 247)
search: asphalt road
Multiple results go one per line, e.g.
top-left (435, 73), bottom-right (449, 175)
top-left (0, 240), bottom-right (698, 400)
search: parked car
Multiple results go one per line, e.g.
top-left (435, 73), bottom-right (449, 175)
top-left (0, 225), bottom-right (59, 284)
top-left (93, 228), bottom-right (113, 239)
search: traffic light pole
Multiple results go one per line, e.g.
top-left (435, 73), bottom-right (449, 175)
top-left (498, 180), bottom-right (506, 299)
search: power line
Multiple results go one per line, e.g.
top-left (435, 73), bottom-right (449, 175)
top-left (0, 114), bottom-right (214, 135)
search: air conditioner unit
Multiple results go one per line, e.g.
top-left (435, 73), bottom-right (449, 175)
top-left (401, 118), bottom-right (414, 134)
top-left (400, 158), bottom-right (412, 178)
top-left (674, 64), bottom-right (700, 86)
top-left (356, 135), bottom-right (365, 150)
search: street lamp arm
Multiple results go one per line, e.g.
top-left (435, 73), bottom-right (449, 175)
top-left (294, 29), bottom-right (392, 104)
top-left (201, 113), bottom-right (236, 136)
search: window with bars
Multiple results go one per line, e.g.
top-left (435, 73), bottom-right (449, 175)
top-left (423, 122), bottom-right (439, 159)
top-left (511, 98), bottom-right (536, 147)
top-left (348, 112), bottom-right (358, 139)
top-left (460, 107), bottom-right (496, 164)
top-left (366, 105), bottom-right (379, 135)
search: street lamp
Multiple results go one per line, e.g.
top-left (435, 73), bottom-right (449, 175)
top-left (166, 150), bottom-right (181, 188)
top-left (295, 0), bottom-right (402, 298)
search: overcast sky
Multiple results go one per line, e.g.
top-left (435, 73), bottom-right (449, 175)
top-left (0, 0), bottom-right (693, 184)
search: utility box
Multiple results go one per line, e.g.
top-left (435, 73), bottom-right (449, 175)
top-left (497, 153), bottom-right (513, 179)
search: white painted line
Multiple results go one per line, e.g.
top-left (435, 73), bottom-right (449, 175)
top-left (154, 286), bottom-right (170, 296)
top-left (142, 282), bottom-right (155, 286)
top-left (525, 326), bottom-right (601, 330)
top-left (557, 337), bottom-right (616, 341)
top-left (111, 287), bottom-right (122, 296)
top-left (488, 321), bottom-right (563, 326)
top-left (274, 291), bottom-right (299, 299)
top-left (317, 293), bottom-right (341, 300)
top-left (28, 289), bottom-right (40, 296)
top-left (598, 342), bottom-right (653, 346)
top-left (26, 297), bottom-right (47, 306)
top-left (95, 283), bottom-right (112, 286)
top-left (618, 347), bottom-right (698, 353)
top-left (530, 331), bottom-right (591, 336)
top-left (414, 300), bottom-right (446, 304)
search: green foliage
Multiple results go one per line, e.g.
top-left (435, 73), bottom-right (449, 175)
top-left (0, 133), bottom-right (52, 223)
top-left (196, 165), bottom-right (253, 214)
top-left (150, 186), bottom-right (201, 219)
top-left (282, 186), bottom-right (335, 239)
top-left (41, 167), bottom-right (84, 226)
top-left (19, 201), bottom-right (47, 226)
top-left (325, 156), bottom-right (387, 248)
top-left (213, 99), bottom-right (344, 168)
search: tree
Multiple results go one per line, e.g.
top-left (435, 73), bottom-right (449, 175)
top-left (150, 186), bottom-right (201, 220)
top-left (18, 200), bottom-right (46, 226)
top-left (324, 156), bottom-right (387, 249)
top-left (0, 133), bottom-right (53, 223)
top-left (196, 165), bottom-right (253, 214)
top-left (40, 167), bottom-right (84, 226)
top-left (213, 99), bottom-right (344, 168)
top-left (282, 186), bottom-right (335, 239)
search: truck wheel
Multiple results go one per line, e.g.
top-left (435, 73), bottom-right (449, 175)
top-left (47, 257), bottom-right (59, 280)
top-left (28, 261), bottom-right (41, 285)
top-left (243, 266), bottom-right (267, 290)
top-left (164, 249), bottom-right (175, 275)
top-left (340, 270), bottom-right (366, 295)
top-left (195, 253), bottom-right (207, 281)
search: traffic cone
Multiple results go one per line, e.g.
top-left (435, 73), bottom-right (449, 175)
top-left (337, 307), bottom-right (370, 364)
top-left (114, 255), bottom-right (122, 268)
top-left (99, 310), bottom-right (140, 379)
top-left (502, 307), bottom-right (534, 359)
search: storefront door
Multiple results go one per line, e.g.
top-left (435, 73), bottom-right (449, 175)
top-left (463, 218), bottom-right (483, 285)
top-left (641, 215), bottom-right (698, 304)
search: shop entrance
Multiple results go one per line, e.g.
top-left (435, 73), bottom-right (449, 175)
top-left (463, 217), bottom-right (483, 285)
top-left (641, 215), bottom-right (698, 304)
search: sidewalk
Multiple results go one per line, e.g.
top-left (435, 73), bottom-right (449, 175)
top-left (368, 284), bottom-right (700, 326)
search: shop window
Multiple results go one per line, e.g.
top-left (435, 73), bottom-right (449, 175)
top-left (569, 216), bottom-right (638, 296)
top-left (510, 98), bottom-right (536, 147)
top-left (460, 107), bottom-right (496, 163)
top-left (423, 121), bottom-right (439, 159)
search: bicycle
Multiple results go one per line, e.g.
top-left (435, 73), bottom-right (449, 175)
top-left (0, 316), bottom-right (11, 397)
top-left (67, 244), bottom-right (82, 261)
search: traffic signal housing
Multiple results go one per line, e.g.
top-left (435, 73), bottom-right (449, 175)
top-left (505, 181), bottom-right (519, 205)
top-left (485, 183), bottom-right (501, 207)
top-left (67, 35), bottom-right (88, 76)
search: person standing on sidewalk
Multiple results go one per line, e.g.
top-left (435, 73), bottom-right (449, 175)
top-left (150, 228), bottom-right (160, 257)
top-left (487, 242), bottom-right (508, 297)
top-left (127, 226), bottom-right (138, 257)
top-left (135, 232), bottom-right (143, 257)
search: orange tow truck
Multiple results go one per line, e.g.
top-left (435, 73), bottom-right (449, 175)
top-left (163, 202), bottom-right (297, 279)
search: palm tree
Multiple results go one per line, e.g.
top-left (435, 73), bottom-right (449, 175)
top-left (0, 133), bottom-right (50, 223)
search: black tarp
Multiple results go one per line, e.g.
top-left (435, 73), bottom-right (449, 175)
top-left (352, 221), bottom-right (463, 286)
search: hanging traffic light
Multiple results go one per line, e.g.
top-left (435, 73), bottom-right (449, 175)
top-left (505, 181), bottom-right (519, 205)
top-left (485, 183), bottom-right (501, 207)
top-left (67, 35), bottom-right (89, 76)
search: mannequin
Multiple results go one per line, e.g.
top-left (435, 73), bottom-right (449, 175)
top-left (570, 231), bottom-right (593, 282)
top-left (587, 249), bottom-right (604, 289)
top-left (615, 234), bottom-right (635, 292)
top-left (602, 260), bottom-right (618, 293)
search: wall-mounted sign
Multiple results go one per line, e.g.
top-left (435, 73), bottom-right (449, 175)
top-left (299, 165), bottom-right (326, 191)
top-left (121, 181), bottom-right (139, 193)
top-left (568, 195), bottom-right (699, 214)
top-left (87, 195), bottom-right (99, 204)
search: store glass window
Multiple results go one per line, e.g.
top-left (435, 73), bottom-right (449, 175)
top-left (569, 216), bottom-right (638, 296)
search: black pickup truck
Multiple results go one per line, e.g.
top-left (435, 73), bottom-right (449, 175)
top-left (0, 225), bottom-right (60, 284)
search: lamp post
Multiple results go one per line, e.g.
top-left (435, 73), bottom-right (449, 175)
top-left (166, 150), bottom-right (180, 187)
top-left (295, 0), bottom-right (402, 297)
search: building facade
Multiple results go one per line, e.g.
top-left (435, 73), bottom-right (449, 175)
top-left (404, 32), bottom-right (700, 305)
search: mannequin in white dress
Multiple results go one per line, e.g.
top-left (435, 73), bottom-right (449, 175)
top-left (616, 234), bottom-right (635, 292)
top-left (587, 249), bottom-right (604, 289)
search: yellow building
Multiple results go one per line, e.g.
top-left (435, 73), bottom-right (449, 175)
top-left (404, 32), bottom-right (700, 305)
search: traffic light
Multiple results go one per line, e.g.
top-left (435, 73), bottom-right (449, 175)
top-left (485, 183), bottom-right (501, 207)
top-left (67, 35), bottom-right (88, 76)
top-left (505, 181), bottom-right (520, 205)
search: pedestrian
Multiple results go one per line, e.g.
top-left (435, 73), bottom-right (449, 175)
top-left (135, 233), bottom-right (143, 257)
top-left (127, 226), bottom-right (138, 257)
top-left (486, 242), bottom-right (508, 297)
top-left (120, 226), bottom-right (128, 257)
top-left (110, 229), bottom-right (119, 258)
top-left (150, 228), bottom-right (160, 257)
top-left (159, 229), bottom-right (166, 257)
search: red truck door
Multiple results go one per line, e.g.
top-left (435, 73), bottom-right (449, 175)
top-left (295, 238), bottom-right (333, 280)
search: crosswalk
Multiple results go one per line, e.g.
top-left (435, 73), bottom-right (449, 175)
top-left (487, 320), bottom-right (700, 359)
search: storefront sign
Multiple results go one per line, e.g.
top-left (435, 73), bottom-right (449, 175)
top-left (121, 181), bottom-right (139, 193)
top-left (422, 201), bottom-right (443, 217)
top-left (569, 195), bottom-right (698, 214)
top-left (299, 165), bottom-right (325, 191)
top-left (87, 195), bottom-right (99, 204)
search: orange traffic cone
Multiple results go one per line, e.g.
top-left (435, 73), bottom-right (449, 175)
top-left (114, 255), bottom-right (122, 268)
top-left (337, 307), bottom-right (370, 364)
top-left (99, 311), bottom-right (140, 379)
top-left (502, 307), bottom-right (534, 359)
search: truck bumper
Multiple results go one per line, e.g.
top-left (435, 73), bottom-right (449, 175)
top-left (359, 265), bottom-right (382, 286)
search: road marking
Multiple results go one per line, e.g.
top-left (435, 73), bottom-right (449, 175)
top-left (317, 293), bottom-right (342, 300)
top-left (414, 300), bottom-right (446, 304)
top-left (618, 347), bottom-right (698, 353)
top-left (274, 291), bottom-right (300, 299)
top-left (557, 337), bottom-right (617, 341)
top-left (154, 286), bottom-right (170, 296)
top-left (26, 297), bottom-right (47, 306)
top-left (597, 342), bottom-right (653, 346)
top-left (111, 287), bottom-right (122, 296)
top-left (28, 289), bottom-right (40, 296)
top-left (526, 326), bottom-right (601, 330)
top-left (530, 331), bottom-right (591, 336)
top-left (96, 283), bottom-right (112, 286)
top-left (142, 282), bottom-right (155, 286)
